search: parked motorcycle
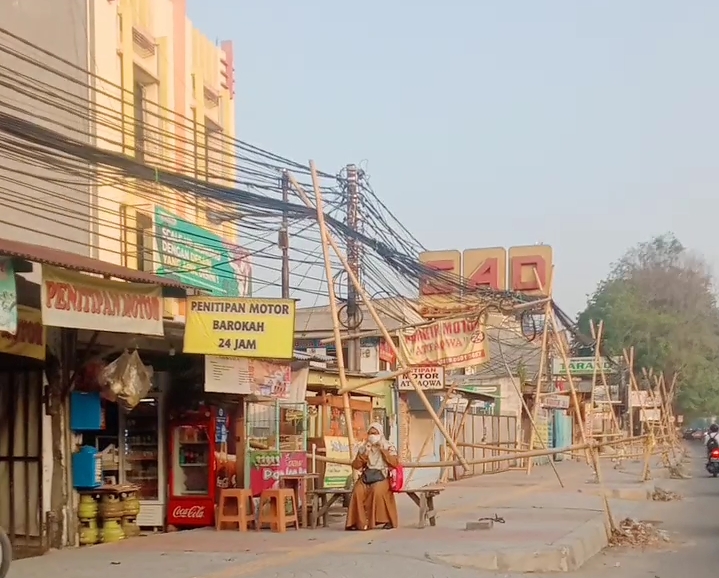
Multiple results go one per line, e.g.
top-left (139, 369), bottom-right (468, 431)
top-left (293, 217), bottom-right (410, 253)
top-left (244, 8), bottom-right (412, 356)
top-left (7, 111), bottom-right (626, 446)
top-left (706, 448), bottom-right (719, 477)
top-left (0, 525), bottom-right (11, 578)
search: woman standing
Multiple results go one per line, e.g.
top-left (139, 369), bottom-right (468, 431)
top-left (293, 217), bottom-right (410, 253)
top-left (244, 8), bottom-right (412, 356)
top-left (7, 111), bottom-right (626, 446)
top-left (345, 422), bottom-right (399, 530)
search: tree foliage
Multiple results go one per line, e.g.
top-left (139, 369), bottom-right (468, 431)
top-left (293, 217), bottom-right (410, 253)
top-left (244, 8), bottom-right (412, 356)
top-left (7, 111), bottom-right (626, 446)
top-left (577, 233), bottom-right (719, 416)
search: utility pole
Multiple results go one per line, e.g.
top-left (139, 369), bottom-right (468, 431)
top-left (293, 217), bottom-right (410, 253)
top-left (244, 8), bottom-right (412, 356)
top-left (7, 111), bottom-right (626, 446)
top-left (280, 171), bottom-right (290, 299)
top-left (346, 164), bottom-right (362, 372)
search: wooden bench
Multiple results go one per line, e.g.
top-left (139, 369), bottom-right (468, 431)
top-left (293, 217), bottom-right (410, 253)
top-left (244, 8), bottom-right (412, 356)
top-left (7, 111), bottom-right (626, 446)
top-left (399, 485), bottom-right (444, 528)
top-left (309, 488), bottom-right (352, 529)
top-left (309, 485), bottom-right (444, 529)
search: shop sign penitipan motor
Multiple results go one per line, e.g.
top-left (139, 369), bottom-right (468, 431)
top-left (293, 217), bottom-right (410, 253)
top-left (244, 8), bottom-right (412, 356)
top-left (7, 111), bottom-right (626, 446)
top-left (183, 296), bottom-right (296, 358)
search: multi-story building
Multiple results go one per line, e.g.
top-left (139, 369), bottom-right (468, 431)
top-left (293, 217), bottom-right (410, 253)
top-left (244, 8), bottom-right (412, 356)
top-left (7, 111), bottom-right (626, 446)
top-left (92, 0), bottom-right (249, 305)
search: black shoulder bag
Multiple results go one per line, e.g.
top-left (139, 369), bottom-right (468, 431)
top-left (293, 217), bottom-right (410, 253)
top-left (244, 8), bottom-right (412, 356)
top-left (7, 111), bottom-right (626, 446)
top-left (361, 468), bottom-right (385, 485)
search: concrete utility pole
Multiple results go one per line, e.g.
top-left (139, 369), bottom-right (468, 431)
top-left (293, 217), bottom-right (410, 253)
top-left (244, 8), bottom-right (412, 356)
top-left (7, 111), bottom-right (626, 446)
top-left (280, 171), bottom-right (290, 299)
top-left (345, 164), bottom-right (363, 372)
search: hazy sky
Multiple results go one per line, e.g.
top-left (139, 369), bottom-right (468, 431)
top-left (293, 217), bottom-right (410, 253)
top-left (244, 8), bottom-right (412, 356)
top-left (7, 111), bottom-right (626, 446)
top-left (187, 1), bottom-right (719, 315)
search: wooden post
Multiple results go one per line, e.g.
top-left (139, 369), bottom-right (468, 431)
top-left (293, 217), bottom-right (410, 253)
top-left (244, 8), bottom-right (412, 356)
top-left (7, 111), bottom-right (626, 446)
top-left (526, 268), bottom-right (554, 475)
top-left (307, 163), bottom-right (355, 457)
top-left (288, 166), bottom-right (470, 471)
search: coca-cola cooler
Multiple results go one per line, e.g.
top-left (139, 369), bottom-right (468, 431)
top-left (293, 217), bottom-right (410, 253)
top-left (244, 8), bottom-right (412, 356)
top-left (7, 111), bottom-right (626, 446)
top-left (167, 405), bottom-right (238, 527)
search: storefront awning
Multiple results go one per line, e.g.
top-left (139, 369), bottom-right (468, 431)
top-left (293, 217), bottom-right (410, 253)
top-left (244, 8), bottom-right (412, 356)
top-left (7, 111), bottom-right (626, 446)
top-left (0, 237), bottom-right (190, 297)
top-left (455, 387), bottom-right (499, 403)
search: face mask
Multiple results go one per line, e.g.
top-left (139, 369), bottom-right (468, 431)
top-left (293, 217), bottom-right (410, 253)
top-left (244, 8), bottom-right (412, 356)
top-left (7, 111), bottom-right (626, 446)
top-left (368, 434), bottom-right (381, 445)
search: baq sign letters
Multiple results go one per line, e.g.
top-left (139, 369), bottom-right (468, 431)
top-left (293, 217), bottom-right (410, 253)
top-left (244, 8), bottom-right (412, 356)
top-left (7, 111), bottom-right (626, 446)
top-left (183, 296), bottom-right (296, 358)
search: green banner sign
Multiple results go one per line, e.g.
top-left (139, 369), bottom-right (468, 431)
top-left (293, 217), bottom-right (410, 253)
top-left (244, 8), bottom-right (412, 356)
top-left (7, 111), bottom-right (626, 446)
top-left (154, 206), bottom-right (251, 296)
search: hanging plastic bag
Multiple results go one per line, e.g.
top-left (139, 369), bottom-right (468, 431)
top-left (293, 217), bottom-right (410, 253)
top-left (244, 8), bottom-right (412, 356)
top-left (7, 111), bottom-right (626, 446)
top-left (98, 350), bottom-right (153, 411)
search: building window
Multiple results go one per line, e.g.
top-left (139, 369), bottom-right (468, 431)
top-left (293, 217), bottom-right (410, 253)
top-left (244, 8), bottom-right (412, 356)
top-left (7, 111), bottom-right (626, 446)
top-left (134, 82), bottom-right (146, 163)
top-left (120, 205), bottom-right (153, 271)
top-left (136, 211), bottom-right (154, 272)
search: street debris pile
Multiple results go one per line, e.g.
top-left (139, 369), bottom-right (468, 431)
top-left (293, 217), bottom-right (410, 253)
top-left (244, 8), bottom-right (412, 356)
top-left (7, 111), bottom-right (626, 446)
top-left (668, 464), bottom-right (691, 479)
top-left (609, 518), bottom-right (670, 548)
top-left (652, 487), bottom-right (682, 501)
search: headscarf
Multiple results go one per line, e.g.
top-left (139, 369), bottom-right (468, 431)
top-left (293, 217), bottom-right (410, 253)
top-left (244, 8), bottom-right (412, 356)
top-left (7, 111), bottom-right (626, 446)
top-left (364, 422), bottom-right (397, 474)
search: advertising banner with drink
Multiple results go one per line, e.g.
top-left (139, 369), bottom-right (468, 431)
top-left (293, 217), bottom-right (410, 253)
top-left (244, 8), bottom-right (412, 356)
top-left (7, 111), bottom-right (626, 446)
top-left (323, 436), bottom-right (353, 489)
top-left (398, 317), bottom-right (488, 369)
top-left (248, 450), bottom-right (307, 496)
top-left (204, 357), bottom-right (310, 401)
top-left (183, 296), bottom-right (296, 358)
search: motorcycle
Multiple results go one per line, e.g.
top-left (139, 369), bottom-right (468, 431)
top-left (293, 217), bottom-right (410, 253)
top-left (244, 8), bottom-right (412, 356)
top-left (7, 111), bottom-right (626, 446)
top-left (0, 525), bottom-right (10, 578)
top-left (706, 448), bottom-right (719, 477)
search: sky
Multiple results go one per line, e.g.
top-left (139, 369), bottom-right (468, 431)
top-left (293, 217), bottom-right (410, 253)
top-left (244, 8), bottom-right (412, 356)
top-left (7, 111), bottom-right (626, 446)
top-left (187, 0), bottom-right (719, 315)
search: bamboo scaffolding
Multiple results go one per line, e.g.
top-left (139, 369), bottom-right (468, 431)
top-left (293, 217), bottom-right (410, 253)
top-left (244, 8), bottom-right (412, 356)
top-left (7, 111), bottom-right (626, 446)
top-left (337, 367), bottom-right (412, 395)
top-left (593, 328), bottom-right (623, 440)
top-left (526, 269), bottom-right (554, 475)
top-left (289, 165), bottom-right (470, 471)
top-left (546, 310), bottom-right (591, 459)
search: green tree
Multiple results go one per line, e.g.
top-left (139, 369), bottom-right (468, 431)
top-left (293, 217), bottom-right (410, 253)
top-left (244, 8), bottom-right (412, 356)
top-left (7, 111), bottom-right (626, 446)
top-left (577, 233), bottom-right (719, 416)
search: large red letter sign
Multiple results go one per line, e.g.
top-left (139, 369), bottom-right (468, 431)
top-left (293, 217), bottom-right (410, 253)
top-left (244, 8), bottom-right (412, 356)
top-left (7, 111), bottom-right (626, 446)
top-left (463, 248), bottom-right (507, 291)
top-left (508, 245), bottom-right (553, 295)
top-left (418, 251), bottom-right (461, 316)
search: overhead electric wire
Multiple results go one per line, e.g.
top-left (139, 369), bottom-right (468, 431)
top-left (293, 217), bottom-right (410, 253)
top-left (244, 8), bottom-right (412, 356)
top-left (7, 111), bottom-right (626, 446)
top-left (0, 25), bottom-right (544, 319)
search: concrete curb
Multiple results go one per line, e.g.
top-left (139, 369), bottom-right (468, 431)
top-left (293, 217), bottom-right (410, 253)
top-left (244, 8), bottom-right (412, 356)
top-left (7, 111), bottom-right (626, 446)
top-left (587, 480), bottom-right (656, 501)
top-left (428, 504), bottom-right (641, 573)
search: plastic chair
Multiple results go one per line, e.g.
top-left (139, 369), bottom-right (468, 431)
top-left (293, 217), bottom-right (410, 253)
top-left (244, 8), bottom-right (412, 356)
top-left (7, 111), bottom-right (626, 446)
top-left (257, 488), bottom-right (299, 532)
top-left (216, 489), bottom-right (255, 531)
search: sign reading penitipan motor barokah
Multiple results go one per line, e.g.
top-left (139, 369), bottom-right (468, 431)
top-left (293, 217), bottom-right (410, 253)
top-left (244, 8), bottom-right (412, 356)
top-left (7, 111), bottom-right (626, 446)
top-left (183, 296), bottom-right (296, 359)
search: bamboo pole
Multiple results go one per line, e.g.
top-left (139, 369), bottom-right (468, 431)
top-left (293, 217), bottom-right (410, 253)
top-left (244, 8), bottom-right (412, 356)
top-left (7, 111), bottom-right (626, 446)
top-left (593, 324), bottom-right (622, 439)
top-left (405, 384), bottom-right (459, 486)
top-left (499, 324), bottom-right (564, 487)
top-left (628, 347), bottom-right (635, 438)
top-left (337, 367), bottom-right (411, 395)
top-left (307, 163), bottom-right (355, 457)
top-left (315, 434), bottom-right (648, 468)
top-left (526, 268), bottom-right (554, 475)
top-left (289, 165), bottom-right (470, 471)
top-left (442, 399), bottom-right (472, 482)
top-left (547, 310), bottom-right (590, 460)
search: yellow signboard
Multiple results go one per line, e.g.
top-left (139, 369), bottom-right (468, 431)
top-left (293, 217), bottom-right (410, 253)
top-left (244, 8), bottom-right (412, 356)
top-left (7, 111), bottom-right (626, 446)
top-left (323, 436), bottom-right (353, 489)
top-left (0, 305), bottom-right (45, 360)
top-left (183, 297), bottom-right (296, 358)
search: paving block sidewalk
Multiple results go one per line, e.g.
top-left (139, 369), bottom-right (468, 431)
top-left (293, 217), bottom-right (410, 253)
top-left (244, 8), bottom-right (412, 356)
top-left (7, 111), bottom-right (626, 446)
top-left (9, 459), bottom-right (638, 578)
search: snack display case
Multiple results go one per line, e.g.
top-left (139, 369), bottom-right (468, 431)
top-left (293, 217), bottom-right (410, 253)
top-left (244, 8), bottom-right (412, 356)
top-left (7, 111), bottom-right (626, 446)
top-left (119, 391), bottom-right (167, 528)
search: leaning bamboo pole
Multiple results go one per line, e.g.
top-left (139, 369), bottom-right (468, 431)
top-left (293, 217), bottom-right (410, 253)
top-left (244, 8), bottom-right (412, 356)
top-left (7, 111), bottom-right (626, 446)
top-left (546, 310), bottom-right (591, 457)
top-left (289, 165), bottom-right (470, 471)
top-left (405, 384), bottom-right (459, 486)
top-left (309, 165), bottom-right (355, 457)
top-left (526, 269), bottom-right (554, 475)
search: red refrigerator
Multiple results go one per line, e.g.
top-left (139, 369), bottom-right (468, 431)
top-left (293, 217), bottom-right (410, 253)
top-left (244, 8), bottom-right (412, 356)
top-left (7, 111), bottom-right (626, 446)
top-left (167, 407), bottom-right (217, 528)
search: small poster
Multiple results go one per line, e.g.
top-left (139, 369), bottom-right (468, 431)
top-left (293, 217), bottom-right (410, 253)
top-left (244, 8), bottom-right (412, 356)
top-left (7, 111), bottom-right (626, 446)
top-left (215, 407), bottom-right (228, 444)
top-left (0, 258), bottom-right (17, 335)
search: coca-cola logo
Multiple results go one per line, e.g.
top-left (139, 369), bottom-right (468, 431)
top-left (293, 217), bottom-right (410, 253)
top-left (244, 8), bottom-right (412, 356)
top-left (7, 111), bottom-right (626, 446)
top-left (173, 505), bottom-right (205, 519)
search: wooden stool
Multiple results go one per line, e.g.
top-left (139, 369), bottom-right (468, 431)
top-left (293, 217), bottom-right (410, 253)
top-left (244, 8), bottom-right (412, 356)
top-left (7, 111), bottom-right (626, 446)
top-left (257, 488), bottom-right (299, 532)
top-left (216, 489), bottom-right (255, 531)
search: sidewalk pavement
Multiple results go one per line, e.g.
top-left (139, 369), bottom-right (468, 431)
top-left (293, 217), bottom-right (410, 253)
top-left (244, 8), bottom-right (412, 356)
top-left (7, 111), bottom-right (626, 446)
top-left (9, 458), bottom-right (662, 578)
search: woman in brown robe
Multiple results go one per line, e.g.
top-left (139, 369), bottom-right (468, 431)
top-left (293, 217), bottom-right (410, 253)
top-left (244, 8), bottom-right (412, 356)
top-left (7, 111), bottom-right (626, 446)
top-left (345, 422), bottom-right (399, 530)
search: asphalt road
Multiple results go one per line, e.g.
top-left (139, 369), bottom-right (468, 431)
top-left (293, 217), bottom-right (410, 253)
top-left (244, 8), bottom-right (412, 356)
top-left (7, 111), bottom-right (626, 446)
top-left (575, 443), bottom-right (718, 578)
